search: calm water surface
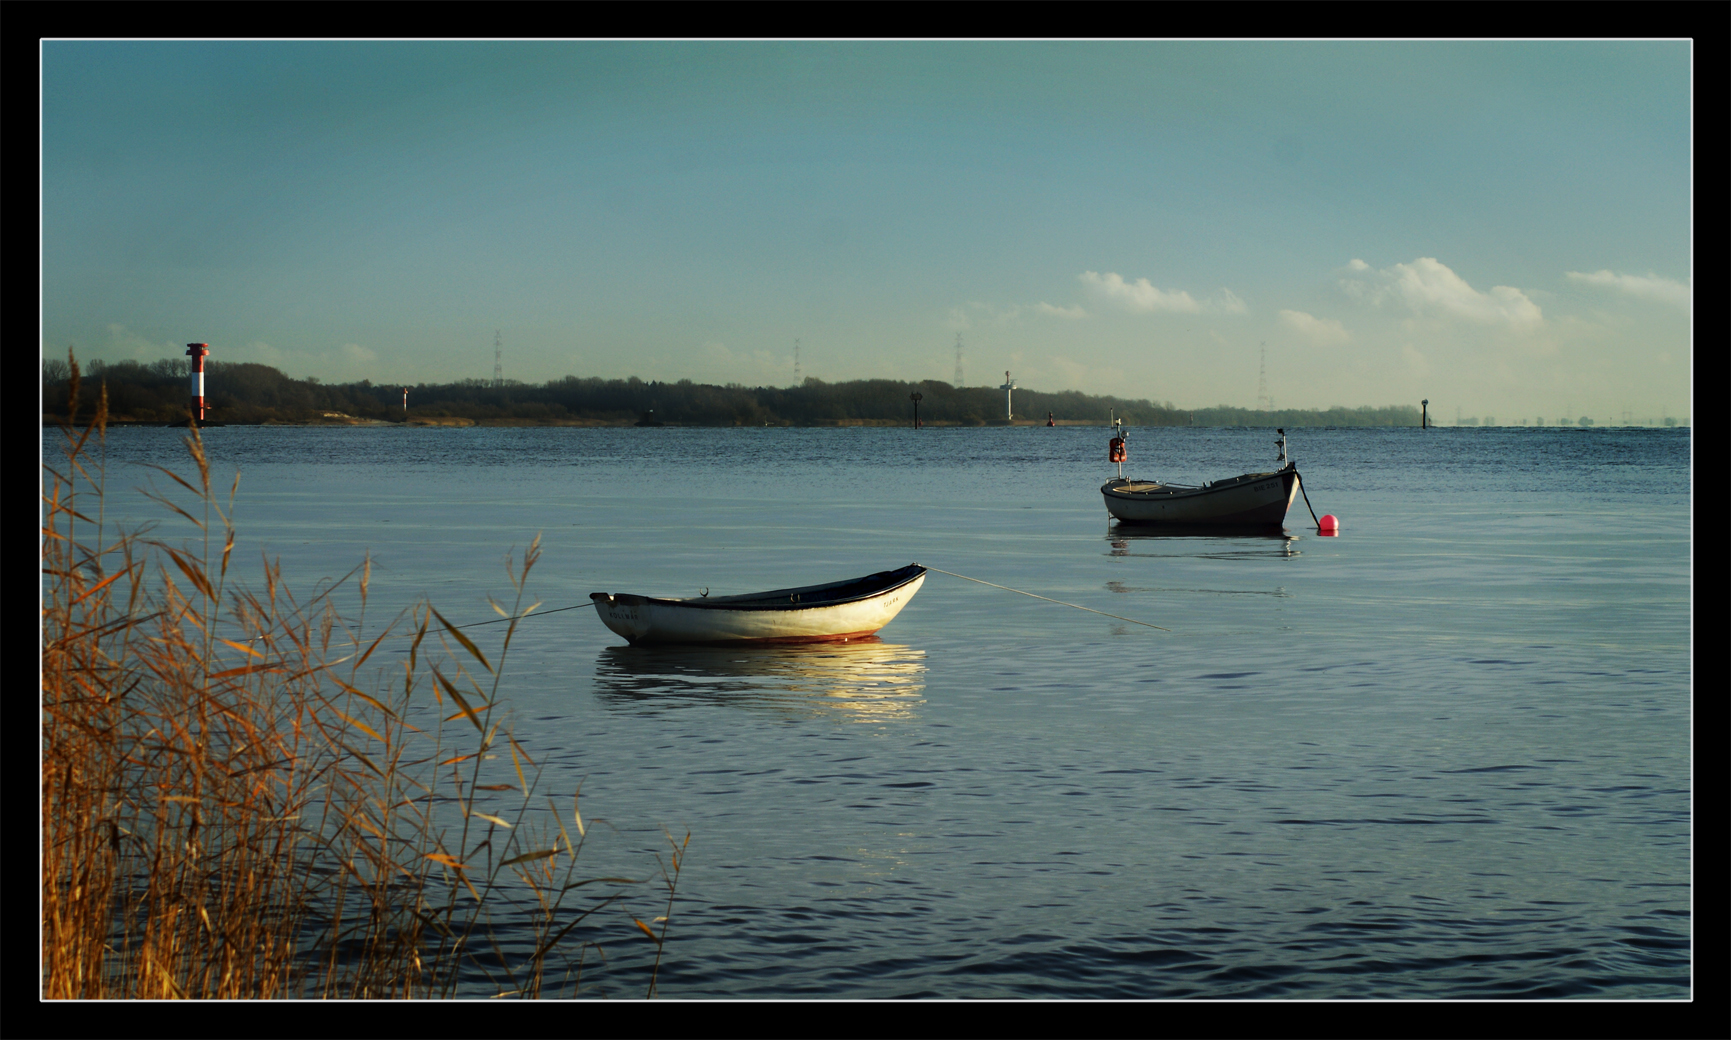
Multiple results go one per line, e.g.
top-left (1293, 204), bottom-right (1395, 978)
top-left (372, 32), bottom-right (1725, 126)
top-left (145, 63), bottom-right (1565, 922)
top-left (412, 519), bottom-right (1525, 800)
top-left (74, 425), bottom-right (1693, 999)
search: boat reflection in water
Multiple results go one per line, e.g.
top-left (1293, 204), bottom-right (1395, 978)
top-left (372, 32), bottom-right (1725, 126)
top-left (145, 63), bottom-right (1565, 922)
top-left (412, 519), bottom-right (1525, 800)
top-left (1105, 522), bottom-right (1299, 561)
top-left (592, 637), bottom-right (926, 722)
top-left (1104, 524), bottom-right (1298, 602)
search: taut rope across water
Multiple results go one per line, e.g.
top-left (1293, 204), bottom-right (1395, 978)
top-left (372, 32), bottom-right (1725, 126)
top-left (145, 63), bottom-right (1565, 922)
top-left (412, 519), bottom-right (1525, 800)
top-left (449, 603), bottom-right (589, 629)
top-left (918, 565), bottom-right (1171, 632)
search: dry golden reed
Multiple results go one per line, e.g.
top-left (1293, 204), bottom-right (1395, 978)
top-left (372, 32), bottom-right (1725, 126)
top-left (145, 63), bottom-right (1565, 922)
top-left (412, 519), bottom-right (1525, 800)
top-left (42, 351), bottom-right (684, 999)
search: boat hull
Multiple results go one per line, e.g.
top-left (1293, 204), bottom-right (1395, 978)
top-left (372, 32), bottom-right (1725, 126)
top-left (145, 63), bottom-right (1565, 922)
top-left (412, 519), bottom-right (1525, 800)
top-left (1102, 467), bottom-right (1299, 525)
top-left (591, 567), bottom-right (925, 645)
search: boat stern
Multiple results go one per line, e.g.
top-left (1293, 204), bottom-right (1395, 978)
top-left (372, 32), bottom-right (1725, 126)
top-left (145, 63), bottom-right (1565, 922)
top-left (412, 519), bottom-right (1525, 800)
top-left (1281, 466), bottom-right (1301, 516)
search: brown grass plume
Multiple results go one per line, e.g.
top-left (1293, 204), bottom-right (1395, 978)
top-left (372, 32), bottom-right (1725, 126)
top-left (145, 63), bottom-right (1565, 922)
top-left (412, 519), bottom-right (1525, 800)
top-left (42, 353), bottom-right (679, 998)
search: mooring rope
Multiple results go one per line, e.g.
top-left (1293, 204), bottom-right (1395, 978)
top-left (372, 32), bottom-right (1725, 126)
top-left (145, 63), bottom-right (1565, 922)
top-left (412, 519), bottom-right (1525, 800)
top-left (918, 566), bottom-right (1171, 632)
top-left (1295, 470), bottom-right (1323, 529)
top-left (246, 601), bottom-right (593, 643)
top-left (448, 602), bottom-right (590, 630)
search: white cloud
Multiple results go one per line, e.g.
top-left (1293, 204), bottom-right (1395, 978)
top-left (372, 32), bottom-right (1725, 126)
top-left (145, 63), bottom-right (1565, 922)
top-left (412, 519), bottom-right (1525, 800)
top-left (1080, 271), bottom-right (1200, 313)
top-left (1392, 258), bottom-right (1541, 325)
top-left (1035, 302), bottom-right (1088, 319)
top-left (340, 343), bottom-right (378, 365)
top-left (1340, 257), bottom-right (1542, 326)
top-left (1566, 270), bottom-right (1691, 311)
top-left (1079, 271), bottom-right (1246, 316)
top-left (1278, 309), bottom-right (1352, 345)
top-left (946, 301), bottom-right (1028, 328)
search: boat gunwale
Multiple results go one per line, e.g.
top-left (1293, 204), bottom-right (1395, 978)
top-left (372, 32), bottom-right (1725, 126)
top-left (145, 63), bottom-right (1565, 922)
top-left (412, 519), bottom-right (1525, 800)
top-left (1102, 465), bottom-right (1295, 500)
top-left (591, 565), bottom-right (927, 613)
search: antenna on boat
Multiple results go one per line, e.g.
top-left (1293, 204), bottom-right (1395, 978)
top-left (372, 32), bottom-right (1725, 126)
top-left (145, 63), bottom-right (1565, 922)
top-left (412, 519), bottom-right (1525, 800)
top-left (1275, 428), bottom-right (1288, 465)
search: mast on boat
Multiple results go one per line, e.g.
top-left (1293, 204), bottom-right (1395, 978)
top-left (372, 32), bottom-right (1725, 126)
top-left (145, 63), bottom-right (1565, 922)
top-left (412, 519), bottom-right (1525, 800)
top-left (1109, 410), bottom-right (1126, 481)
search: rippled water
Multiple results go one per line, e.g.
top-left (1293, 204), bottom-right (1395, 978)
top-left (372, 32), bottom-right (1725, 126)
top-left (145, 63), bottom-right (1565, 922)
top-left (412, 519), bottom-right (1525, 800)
top-left (70, 424), bottom-right (1692, 998)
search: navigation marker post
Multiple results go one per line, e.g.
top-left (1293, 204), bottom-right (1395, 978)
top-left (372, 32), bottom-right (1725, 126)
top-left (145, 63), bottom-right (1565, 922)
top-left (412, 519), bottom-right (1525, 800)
top-left (185, 343), bottom-right (210, 423)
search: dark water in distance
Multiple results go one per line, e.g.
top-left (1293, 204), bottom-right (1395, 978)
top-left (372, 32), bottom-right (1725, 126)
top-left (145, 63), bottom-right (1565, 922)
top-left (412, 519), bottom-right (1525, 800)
top-left (69, 425), bottom-right (1692, 999)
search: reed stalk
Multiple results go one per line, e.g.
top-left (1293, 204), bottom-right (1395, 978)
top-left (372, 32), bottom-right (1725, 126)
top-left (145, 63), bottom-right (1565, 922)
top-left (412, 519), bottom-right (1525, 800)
top-left (42, 351), bottom-right (678, 999)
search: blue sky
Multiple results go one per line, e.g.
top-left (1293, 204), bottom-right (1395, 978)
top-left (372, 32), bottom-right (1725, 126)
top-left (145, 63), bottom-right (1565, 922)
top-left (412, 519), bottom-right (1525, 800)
top-left (42, 41), bottom-right (1692, 421)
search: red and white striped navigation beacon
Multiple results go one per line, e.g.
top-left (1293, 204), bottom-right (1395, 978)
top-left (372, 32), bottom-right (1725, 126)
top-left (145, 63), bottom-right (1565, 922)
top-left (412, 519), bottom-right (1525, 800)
top-left (185, 342), bottom-right (211, 422)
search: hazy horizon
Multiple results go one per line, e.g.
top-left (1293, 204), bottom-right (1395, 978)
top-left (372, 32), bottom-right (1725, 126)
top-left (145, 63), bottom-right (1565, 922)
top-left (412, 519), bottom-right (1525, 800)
top-left (42, 41), bottom-right (1692, 422)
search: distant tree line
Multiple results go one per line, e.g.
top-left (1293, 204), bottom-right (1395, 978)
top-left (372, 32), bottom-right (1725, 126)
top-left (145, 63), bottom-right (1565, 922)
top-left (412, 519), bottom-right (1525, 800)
top-left (41, 355), bottom-right (1421, 427)
top-left (1187, 404), bottom-right (1421, 427)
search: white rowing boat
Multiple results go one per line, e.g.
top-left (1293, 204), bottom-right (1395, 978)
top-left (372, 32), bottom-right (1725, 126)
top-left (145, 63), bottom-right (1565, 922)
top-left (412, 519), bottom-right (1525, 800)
top-left (590, 565), bottom-right (926, 645)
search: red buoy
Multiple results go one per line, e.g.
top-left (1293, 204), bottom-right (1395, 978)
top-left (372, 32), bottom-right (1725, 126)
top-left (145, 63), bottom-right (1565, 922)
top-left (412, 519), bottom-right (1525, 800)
top-left (1318, 514), bottom-right (1340, 535)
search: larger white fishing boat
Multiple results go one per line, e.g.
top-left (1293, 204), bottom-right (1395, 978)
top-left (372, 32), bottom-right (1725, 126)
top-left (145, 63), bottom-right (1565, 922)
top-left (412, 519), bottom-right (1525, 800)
top-left (590, 565), bottom-right (926, 645)
top-left (1100, 423), bottom-right (1304, 526)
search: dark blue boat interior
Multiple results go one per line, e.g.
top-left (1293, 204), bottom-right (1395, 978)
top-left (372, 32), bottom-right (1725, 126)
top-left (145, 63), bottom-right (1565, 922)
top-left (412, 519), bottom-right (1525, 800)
top-left (665, 564), bottom-right (926, 610)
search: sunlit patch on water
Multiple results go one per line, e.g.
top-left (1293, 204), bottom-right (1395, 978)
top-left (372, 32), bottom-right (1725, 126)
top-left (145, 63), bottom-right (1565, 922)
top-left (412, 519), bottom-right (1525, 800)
top-left (593, 639), bottom-right (927, 722)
